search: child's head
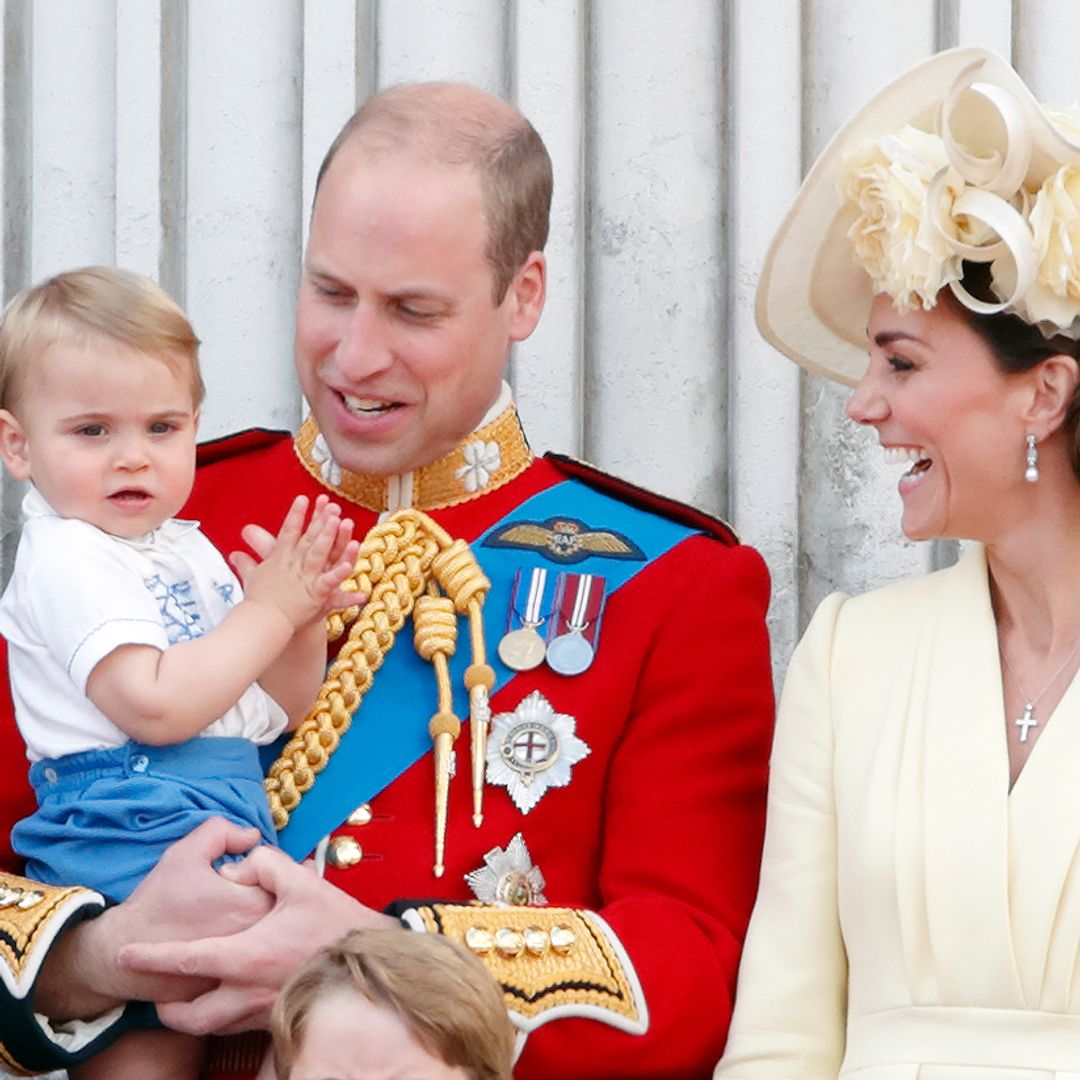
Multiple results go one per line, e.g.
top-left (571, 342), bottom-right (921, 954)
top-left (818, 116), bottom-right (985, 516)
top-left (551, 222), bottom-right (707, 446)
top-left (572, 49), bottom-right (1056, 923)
top-left (271, 929), bottom-right (516, 1080)
top-left (0, 267), bottom-right (204, 538)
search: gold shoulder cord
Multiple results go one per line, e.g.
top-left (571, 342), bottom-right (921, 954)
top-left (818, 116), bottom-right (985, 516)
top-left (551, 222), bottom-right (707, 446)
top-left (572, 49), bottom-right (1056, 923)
top-left (265, 509), bottom-right (495, 876)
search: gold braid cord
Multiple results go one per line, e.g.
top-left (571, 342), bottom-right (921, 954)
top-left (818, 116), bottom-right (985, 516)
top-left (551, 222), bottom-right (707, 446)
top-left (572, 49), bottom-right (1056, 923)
top-left (265, 509), bottom-right (494, 874)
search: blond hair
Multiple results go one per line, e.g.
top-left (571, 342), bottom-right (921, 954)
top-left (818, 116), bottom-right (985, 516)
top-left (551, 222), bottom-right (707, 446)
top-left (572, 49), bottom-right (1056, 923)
top-left (0, 266), bottom-right (203, 411)
top-left (315, 81), bottom-right (552, 303)
top-left (271, 929), bottom-right (515, 1080)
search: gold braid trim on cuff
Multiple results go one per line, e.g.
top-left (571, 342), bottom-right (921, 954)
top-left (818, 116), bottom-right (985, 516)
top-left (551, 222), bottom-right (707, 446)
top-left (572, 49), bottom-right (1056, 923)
top-left (0, 1040), bottom-right (28, 1076)
top-left (0, 875), bottom-right (98, 996)
top-left (264, 509), bottom-right (492, 874)
top-left (414, 903), bottom-right (643, 1028)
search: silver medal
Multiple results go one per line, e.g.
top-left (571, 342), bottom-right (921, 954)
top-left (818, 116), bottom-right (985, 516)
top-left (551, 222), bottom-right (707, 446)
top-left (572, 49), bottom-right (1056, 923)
top-left (546, 630), bottom-right (596, 676)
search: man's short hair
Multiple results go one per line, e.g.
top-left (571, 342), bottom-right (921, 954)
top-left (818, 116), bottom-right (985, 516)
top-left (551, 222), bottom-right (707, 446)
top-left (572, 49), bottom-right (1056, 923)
top-left (270, 929), bottom-right (515, 1080)
top-left (0, 266), bottom-right (203, 412)
top-left (315, 82), bottom-right (553, 303)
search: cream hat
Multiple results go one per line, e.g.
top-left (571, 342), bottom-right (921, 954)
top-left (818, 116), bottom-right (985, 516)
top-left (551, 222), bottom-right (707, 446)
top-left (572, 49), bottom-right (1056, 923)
top-left (756, 47), bottom-right (1080, 385)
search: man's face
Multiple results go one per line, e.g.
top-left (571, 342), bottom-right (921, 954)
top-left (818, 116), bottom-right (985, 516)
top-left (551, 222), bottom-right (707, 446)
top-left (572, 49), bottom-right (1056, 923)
top-left (295, 142), bottom-right (544, 477)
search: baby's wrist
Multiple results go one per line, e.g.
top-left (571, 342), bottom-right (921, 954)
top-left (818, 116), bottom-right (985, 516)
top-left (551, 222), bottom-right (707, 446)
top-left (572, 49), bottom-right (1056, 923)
top-left (240, 597), bottom-right (301, 635)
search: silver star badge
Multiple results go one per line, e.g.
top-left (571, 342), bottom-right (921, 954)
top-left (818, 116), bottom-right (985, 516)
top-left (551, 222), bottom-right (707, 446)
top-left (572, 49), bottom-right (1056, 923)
top-left (486, 690), bottom-right (591, 814)
top-left (464, 833), bottom-right (547, 905)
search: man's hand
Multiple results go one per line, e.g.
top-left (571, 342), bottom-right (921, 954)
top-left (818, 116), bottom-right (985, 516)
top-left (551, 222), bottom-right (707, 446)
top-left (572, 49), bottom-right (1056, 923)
top-left (117, 843), bottom-right (399, 1035)
top-left (34, 819), bottom-right (272, 1021)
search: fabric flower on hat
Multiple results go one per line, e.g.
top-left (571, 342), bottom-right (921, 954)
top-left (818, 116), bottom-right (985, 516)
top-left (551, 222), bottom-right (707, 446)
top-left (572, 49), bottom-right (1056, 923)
top-left (842, 126), bottom-right (977, 312)
top-left (1013, 109), bottom-right (1080, 335)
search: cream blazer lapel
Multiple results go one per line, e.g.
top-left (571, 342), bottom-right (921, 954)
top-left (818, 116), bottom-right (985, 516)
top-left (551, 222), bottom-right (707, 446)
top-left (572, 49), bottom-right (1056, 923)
top-left (897, 545), bottom-right (1023, 1005)
top-left (1007, 616), bottom-right (1080, 1009)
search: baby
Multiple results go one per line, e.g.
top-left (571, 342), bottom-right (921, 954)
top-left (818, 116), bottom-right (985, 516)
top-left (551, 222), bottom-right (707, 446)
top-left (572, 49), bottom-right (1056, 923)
top-left (269, 929), bottom-right (516, 1080)
top-left (0, 266), bottom-right (359, 1079)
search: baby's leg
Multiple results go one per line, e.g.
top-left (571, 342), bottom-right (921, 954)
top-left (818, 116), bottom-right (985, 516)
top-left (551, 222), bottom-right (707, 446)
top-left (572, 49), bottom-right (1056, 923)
top-left (72, 1029), bottom-right (205, 1080)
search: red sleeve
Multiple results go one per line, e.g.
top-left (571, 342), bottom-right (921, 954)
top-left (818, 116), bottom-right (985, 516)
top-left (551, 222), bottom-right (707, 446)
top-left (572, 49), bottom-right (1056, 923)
top-left (0, 637), bottom-right (35, 872)
top-left (521, 540), bottom-right (775, 1079)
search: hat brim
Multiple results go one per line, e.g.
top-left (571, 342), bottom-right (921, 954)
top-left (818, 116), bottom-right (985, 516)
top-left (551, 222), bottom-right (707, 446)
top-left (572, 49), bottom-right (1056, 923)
top-left (756, 47), bottom-right (1080, 386)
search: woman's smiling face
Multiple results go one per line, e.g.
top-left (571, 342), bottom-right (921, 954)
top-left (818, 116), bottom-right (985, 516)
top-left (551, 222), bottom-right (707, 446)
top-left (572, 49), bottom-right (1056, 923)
top-left (845, 292), bottom-right (1033, 543)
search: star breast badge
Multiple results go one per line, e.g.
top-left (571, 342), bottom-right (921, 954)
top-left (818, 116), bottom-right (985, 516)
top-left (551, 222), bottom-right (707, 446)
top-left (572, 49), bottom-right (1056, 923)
top-left (486, 691), bottom-right (591, 814)
top-left (465, 833), bottom-right (547, 905)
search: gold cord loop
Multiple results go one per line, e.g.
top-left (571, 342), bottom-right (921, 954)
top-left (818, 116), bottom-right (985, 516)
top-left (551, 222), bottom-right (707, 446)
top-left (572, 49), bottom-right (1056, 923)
top-left (265, 509), bottom-right (491, 875)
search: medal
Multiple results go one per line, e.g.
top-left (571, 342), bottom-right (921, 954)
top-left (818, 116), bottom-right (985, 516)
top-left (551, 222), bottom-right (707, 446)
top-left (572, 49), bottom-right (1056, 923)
top-left (464, 833), bottom-right (547, 905)
top-left (486, 690), bottom-right (591, 814)
top-left (498, 626), bottom-right (547, 670)
top-left (497, 567), bottom-right (552, 671)
top-left (546, 631), bottom-right (594, 676)
top-left (546, 573), bottom-right (606, 676)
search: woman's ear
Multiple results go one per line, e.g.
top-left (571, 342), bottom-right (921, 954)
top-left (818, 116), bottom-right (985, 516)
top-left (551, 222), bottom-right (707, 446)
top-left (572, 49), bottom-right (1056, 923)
top-left (1024, 354), bottom-right (1080, 437)
top-left (0, 409), bottom-right (32, 481)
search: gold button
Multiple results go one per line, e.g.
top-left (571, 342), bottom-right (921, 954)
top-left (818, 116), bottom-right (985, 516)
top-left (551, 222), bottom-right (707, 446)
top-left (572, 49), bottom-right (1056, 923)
top-left (550, 925), bottom-right (576, 955)
top-left (524, 927), bottom-right (547, 956)
top-left (326, 836), bottom-right (363, 869)
top-left (346, 803), bottom-right (373, 826)
top-left (495, 927), bottom-right (525, 958)
top-left (465, 927), bottom-right (494, 954)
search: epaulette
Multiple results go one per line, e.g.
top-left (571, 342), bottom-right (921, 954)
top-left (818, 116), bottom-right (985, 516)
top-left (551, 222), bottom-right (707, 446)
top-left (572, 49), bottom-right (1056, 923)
top-left (196, 427), bottom-right (290, 468)
top-left (545, 452), bottom-right (739, 545)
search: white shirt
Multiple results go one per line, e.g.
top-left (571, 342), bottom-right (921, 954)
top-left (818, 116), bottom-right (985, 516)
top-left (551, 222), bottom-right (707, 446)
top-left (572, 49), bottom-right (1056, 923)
top-left (0, 488), bottom-right (287, 761)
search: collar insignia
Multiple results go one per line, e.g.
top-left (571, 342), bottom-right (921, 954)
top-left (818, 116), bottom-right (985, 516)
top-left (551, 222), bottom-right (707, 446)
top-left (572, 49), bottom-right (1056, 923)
top-left (293, 403), bottom-right (532, 512)
top-left (483, 516), bottom-right (645, 564)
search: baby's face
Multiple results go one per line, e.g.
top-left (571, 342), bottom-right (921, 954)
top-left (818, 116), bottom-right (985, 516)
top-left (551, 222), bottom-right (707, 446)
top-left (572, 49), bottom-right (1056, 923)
top-left (289, 989), bottom-right (472, 1080)
top-left (0, 338), bottom-right (198, 538)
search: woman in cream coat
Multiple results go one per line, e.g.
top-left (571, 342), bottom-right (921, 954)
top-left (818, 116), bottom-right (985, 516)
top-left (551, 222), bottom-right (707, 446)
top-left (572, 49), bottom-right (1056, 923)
top-left (717, 49), bottom-right (1080, 1079)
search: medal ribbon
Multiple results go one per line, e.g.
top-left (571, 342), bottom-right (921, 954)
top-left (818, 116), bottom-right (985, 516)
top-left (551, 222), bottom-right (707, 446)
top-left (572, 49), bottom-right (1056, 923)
top-left (272, 478), bottom-right (700, 859)
top-left (509, 567), bottom-right (552, 632)
top-left (555, 572), bottom-right (605, 639)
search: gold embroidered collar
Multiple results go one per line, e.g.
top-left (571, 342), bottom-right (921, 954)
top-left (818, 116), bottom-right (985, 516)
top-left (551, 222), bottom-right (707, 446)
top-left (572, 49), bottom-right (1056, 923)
top-left (293, 401), bottom-right (533, 512)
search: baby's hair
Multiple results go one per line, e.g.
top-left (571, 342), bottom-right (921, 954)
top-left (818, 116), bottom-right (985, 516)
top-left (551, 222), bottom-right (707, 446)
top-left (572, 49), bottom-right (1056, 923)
top-left (271, 928), bottom-right (515, 1080)
top-left (0, 266), bottom-right (203, 411)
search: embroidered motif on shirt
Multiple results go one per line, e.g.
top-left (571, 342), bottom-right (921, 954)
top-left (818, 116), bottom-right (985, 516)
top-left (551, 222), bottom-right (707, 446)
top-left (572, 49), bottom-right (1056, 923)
top-left (483, 517), bottom-right (645, 565)
top-left (216, 583), bottom-right (235, 604)
top-left (144, 575), bottom-right (203, 643)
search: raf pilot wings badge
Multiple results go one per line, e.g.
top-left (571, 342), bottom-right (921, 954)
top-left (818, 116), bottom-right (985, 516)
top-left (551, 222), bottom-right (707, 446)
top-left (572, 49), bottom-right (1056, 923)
top-left (483, 517), bottom-right (645, 564)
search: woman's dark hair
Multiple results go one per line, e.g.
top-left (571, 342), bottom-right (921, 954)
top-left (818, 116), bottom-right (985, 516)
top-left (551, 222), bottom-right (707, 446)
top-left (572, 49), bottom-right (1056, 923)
top-left (951, 261), bottom-right (1080, 481)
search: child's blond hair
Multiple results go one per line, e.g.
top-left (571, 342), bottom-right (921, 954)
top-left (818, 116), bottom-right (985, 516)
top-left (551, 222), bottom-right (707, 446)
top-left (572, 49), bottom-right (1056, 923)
top-left (0, 266), bottom-right (203, 411)
top-left (271, 929), bottom-right (515, 1080)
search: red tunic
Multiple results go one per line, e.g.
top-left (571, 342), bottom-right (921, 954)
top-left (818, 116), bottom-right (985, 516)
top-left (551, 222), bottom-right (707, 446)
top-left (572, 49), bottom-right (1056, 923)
top-left (0, 429), bottom-right (774, 1080)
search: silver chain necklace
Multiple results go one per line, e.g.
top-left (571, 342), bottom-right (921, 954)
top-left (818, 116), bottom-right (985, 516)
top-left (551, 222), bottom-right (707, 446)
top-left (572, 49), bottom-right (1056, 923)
top-left (1000, 637), bottom-right (1080, 743)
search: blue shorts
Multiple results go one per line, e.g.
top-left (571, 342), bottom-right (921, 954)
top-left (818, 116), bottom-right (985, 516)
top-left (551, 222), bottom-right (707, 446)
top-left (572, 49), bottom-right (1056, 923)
top-left (12, 737), bottom-right (277, 902)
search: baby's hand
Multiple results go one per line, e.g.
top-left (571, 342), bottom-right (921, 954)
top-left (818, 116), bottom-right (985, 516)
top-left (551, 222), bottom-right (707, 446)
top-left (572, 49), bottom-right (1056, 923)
top-left (229, 495), bottom-right (360, 627)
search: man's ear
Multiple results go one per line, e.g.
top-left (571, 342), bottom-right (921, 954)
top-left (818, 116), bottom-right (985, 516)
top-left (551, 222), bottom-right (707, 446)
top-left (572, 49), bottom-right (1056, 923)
top-left (1024, 354), bottom-right (1080, 436)
top-left (507, 252), bottom-right (547, 343)
top-left (0, 409), bottom-right (31, 481)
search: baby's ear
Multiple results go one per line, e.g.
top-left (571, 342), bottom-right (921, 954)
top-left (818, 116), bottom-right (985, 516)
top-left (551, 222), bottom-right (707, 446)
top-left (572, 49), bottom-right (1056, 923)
top-left (0, 409), bottom-right (32, 480)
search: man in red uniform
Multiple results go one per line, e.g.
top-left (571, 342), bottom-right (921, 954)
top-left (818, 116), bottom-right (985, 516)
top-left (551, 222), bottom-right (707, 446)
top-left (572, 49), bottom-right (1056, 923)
top-left (0, 82), bottom-right (774, 1079)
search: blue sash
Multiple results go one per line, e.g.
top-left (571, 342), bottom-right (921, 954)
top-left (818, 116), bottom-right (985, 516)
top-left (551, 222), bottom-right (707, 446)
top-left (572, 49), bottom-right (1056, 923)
top-left (273, 478), bottom-right (697, 859)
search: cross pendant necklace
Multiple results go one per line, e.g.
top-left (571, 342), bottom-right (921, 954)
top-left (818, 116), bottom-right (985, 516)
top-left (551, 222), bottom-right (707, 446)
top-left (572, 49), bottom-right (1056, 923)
top-left (1015, 703), bottom-right (1037, 743)
top-left (1000, 637), bottom-right (1080, 744)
